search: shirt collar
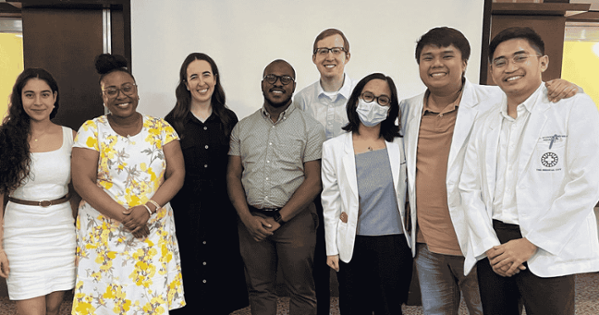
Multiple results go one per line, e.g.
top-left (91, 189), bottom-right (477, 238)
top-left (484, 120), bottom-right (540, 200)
top-left (500, 82), bottom-right (544, 119)
top-left (261, 102), bottom-right (296, 123)
top-left (189, 111), bottom-right (216, 124)
top-left (317, 74), bottom-right (352, 102)
top-left (422, 85), bottom-right (464, 115)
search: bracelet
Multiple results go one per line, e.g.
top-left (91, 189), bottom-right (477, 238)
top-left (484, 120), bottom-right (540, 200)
top-left (143, 204), bottom-right (152, 216)
top-left (147, 199), bottom-right (161, 212)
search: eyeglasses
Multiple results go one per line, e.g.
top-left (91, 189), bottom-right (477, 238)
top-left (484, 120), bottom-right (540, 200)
top-left (361, 92), bottom-right (391, 106)
top-left (263, 74), bottom-right (294, 85)
top-left (314, 47), bottom-right (346, 56)
top-left (102, 83), bottom-right (137, 98)
top-left (492, 53), bottom-right (541, 68)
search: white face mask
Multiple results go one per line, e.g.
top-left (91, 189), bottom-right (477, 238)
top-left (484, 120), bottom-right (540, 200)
top-left (356, 98), bottom-right (389, 127)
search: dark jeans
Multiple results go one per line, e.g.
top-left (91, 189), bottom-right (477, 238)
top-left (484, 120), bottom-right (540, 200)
top-left (238, 205), bottom-right (318, 315)
top-left (338, 234), bottom-right (413, 315)
top-left (477, 220), bottom-right (575, 315)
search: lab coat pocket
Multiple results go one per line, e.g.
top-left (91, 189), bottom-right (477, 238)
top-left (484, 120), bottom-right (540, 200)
top-left (533, 136), bottom-right (566, 173)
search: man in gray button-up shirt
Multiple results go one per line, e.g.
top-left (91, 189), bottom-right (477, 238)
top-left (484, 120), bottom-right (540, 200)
top-left (227, 59), bottom-right (326, 315)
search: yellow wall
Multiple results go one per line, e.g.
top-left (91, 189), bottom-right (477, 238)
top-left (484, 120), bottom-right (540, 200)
top-left (0, 33), bottom-right (24, 121)
top-left (562, 41), bottom-right (599, 111)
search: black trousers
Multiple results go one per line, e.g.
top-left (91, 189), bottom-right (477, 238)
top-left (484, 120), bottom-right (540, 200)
top-left (477, 220), bottom-right (575, 315)
top-left (313, 196), bottom-right (332, 315)
top-left (338, 235), bottom-right (413, 315)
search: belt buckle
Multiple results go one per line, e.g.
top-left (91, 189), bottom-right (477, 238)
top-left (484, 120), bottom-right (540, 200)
top-left (39, 200), bottom-right (51, 207)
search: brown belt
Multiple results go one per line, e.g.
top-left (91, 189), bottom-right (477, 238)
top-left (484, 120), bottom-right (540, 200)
top-left (8, 193), bottom-right (71, 207)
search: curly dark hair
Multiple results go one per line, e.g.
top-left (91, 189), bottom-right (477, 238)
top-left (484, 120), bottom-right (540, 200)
top-left (95, 53), bottom-right (134, 83)
top-left (0, 68), bottom-right (60, 194)
top-left (165, 53), bottom-right (236, 138)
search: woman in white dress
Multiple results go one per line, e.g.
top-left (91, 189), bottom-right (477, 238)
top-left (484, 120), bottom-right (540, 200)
top-left (0, 68), bottom-right (80, 315)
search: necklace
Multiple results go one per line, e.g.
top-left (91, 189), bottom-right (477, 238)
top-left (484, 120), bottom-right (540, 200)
top-left (31, 130), bottom-right (48, 142)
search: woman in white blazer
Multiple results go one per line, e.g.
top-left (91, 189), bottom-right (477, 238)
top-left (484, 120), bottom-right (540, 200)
top-left (321, 73), bottom-right (412, 315)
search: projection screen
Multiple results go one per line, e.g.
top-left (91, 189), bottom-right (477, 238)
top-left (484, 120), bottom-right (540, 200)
top-left (131, 0), bottom-right (486, 119)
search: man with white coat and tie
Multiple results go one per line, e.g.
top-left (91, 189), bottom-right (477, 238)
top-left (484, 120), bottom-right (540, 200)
top-left (459, 27), bottom-right (599, 315)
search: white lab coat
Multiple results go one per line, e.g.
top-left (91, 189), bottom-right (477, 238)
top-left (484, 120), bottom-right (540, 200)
top-left (400, 79), bottom-right (502, 257)
top-left (320, 132), bottom-right (410, 262)
top-left (459, 83), bottom-right (599, 277)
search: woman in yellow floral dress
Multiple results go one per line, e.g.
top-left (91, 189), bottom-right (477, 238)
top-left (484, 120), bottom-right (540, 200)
top-left (71, 54), bottom-right (186, 314)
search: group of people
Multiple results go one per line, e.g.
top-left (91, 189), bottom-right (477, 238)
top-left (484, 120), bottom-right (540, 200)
top-left (0, 25), bottom-right (598, 315)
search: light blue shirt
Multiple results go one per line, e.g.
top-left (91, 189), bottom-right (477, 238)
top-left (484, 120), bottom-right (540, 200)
top-left (294, 74), bottom-right (358, 140)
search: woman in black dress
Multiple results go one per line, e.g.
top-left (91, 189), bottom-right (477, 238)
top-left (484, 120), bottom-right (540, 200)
top-left (166, 53), bottom-right (248, 314)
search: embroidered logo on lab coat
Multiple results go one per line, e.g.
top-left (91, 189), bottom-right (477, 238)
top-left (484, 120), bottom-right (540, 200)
top-left (541, 152), bottom-right (558, 168)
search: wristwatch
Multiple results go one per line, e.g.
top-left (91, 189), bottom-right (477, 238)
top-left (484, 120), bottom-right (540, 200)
top-left (273, 212), bottom-right (286, 225)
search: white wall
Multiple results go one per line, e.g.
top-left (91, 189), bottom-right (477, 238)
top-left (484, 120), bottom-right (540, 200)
top-left (131, 0), bottom-right (486, 119)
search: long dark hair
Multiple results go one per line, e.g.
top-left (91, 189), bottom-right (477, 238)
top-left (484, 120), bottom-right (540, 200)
top-left (342, 73), bottom-right (401, 142)
top-left (166, 53), bottom-right (236, 138)
top-left (0, 68), bottom-right (60, 194)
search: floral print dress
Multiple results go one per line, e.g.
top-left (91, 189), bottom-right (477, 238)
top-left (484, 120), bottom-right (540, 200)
top-left (72, 115), bottom-right (185, 314)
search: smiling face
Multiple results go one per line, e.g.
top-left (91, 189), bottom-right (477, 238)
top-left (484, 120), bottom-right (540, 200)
top-left (262, 61), bottom-right (296, 108)
top-left (21, 78), bottom-right (57, 122)
top-left (418, 44), bottom-right (467, 95)
top-left (312, 34), bottom-right (350, 81)
top-left (185, 59), bottom-right (216, 106)
top-left (101, 71), bottom-right (139, 118)
top-left (490, 38), bottom-right (547, 104)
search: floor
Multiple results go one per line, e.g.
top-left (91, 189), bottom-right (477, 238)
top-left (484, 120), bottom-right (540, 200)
top-left (1, 272), bottom-right (598, 314)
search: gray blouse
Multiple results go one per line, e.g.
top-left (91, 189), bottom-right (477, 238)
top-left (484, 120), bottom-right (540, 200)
top-left (355, 148), bottom-right (402, 236)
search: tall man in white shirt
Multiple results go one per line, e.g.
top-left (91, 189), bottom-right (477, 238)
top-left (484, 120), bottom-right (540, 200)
top-left (459, 27), bottom-right (599, 315)
top-left (294, 28), bottom-right (358, 315)
top-left (401, 27), bottom-right (580, 315)
top-left (295, 28), bottom-right (357, 140)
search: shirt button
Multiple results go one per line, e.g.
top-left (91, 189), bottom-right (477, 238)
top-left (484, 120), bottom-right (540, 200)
top-left (266, 177), bottom-right (269, 181)
top-left (203, 241), bottom-right (207, 244)
top-left (269, 142), bottom-right (272, 146)
top-left (205, 145), bottom-right (209, 149)
top-left (267, 160), bottom-right (270, 163)
top-left (204, 164), bottom-right (208, 168)
top-left (203, 261), bottom-right (207, 265)
top-left (272, 125), bottom-right (275, 128)
top-left (203, 280), bottom-right (207, 283)
top-left (203, 126), bottom-right (207, 130)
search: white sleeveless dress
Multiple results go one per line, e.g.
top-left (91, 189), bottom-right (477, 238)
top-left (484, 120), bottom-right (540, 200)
top-left (3, 126), bottom-right (76, 300)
